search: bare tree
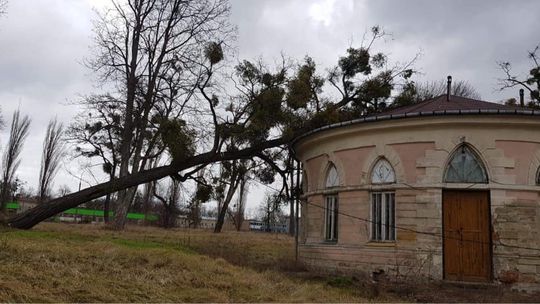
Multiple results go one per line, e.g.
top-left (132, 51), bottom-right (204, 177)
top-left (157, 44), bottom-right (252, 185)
top-left (1, 110), bottom-right (31, 215)
top-left (0, 0), bottom-right (7, 16)
top-left (0, 107), bottom-right (4, 151)
top-left (86, 0), bottom-right (234, 230)
top-left (57, 185), bottom-right (71, 197)
top-left (228, 176), bottom-right (248, 231)
top-left (153, 177), bottom-right (180, 228)
top-left (8, 26), bottom-right (419, 230)
top-left (417, 79), bottom-right (480, 100)
top-left (258, 192), bottom-right (284, 232)
top-left (38, 118), bottom-right (65, 203)
top-left (498, 44), bottom-right (540, 105)
top-left (188, 172), bottom-right (212, 228)
top-left (213, 161), bottom-right (243, 232)
top-left (68, 95), bottom-right (122, 222)
top-left (392, 78), bottom-right (480, 108)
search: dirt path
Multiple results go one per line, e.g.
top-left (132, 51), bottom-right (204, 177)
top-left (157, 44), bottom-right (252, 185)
top-left (383, 281), bottom-right (540, 303)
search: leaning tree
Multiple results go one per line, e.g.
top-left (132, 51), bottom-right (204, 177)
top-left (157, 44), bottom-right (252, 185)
top-left (7, 26), bottom-right (417, 229)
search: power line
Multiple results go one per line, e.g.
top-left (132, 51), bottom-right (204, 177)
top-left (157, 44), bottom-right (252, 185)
top-left (305, 201), bottom-right (540, 253)
top-left (248, 176), bottom-right (540, 253)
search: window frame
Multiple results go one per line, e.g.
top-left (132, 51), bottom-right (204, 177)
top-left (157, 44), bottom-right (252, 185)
top-left (371, 158), bottom-right (396, 184)
top-left (370, 191), bottom-right (396, 242)
top-left (444, 145), bottom-right (488, 184)
top-left (325, 164), bottom-right (339, 188)
top-left (324, 194), bottom-right (338, 242)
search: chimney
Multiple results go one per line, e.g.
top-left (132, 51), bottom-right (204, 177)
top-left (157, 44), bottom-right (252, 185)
top-left (519, 88), bottom-right (525, 107)
top-left (447, 75), bottom-right (452, 101)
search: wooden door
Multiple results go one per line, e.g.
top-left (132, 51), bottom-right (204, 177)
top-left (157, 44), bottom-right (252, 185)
top-left (443, 190), bottom-right (491, 282)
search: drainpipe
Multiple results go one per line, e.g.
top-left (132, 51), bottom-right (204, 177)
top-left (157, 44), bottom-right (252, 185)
top-left (519, 88), bottom-right (525, 107)
top-left (447, 75), bottom-right (452, 101)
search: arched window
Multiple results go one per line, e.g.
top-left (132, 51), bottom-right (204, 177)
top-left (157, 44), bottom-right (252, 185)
top-left (444, 145), bottom-right (488, 183)
top-left (325, 164), bottom-right (339, 188)
top-left (324, 163), bottom-right (338, 242)
top-left (370, 158), bottom-right (396, 242)
top-left (371, 159), bottom-right (396, 184)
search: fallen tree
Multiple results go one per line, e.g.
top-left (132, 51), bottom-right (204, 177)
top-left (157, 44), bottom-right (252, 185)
top-left (7, 26), bottom-right (420, 230)
top-left (8, 137), bottom-right (286, 229)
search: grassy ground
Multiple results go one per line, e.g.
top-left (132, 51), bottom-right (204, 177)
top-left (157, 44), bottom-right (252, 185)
top-left (0, 223), bottom-right (394, 302)
top-left (1, 223), bottom-right (538, 303)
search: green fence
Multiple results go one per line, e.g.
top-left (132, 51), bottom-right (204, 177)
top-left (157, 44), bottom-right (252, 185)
top-left (6, 201), bottom-right (158, 222)
top-left (6, 202), bottom-right (18, 209)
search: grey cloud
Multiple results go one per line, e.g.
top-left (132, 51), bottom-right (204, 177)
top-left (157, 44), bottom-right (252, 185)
top-left (0, 0), bottom-right (539, 206)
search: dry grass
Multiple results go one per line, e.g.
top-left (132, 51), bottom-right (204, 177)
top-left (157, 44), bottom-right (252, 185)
top-left (0, 223), bottom-right (396, 303)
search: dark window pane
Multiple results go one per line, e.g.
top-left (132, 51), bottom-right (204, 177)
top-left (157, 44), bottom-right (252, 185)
top-left (333, 198), bottom-right (338, 240)
top-left (376, 194), bottom-right (381, 240)
top-left (385, 193), bottom-right (390, 240)
top-left (325, 196), bottom-right (338, 241)
top-left (444, 145), bottom-right (487, 183)
top-left (390, 193), bottom-right (395, 240)
top-left (372, 193), bottom-right (377, 240)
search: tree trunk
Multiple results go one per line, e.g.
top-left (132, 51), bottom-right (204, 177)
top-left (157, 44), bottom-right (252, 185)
top-left (0, 181), bottom-right (9, 213)
top-left (214, 202), bottom-right (227, 233)
top-left (214, 173), bottom-right (241, 233)
top-left (235, 178), bottom-right (245, 231)
top-left (113, 187), bottom-right (137, 229)
top-left (103, 192), bottom-right (111, 223)
top-left (7, 137), bottom-right (288, 230)
top-left (112, 5), bottom-right (146, 230)
top-left (7, 164), bottom-right (176, 229)
top-left (142, 181), bottom-right (153, 225)
top-left (163, 204), bottom-right (171, 229)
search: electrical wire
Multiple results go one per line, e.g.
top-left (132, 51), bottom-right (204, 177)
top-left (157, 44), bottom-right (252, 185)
top-left (247, 176), bottom-right (540, 253)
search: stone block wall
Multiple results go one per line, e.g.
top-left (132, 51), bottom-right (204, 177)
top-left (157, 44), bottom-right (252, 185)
top-left (492, 190), bottom-right (540, 291)
top-left (297, 117), bottom-right (540, 291)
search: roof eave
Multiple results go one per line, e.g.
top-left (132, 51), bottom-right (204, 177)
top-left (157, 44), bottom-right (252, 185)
top-left (291, 110), bottom-right (540, 149)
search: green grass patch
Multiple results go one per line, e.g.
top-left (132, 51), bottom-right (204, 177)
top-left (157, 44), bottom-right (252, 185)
top-left (0, 223), bottom-right (401, 302)
top-left (110, 238), bottom-right (194, 254)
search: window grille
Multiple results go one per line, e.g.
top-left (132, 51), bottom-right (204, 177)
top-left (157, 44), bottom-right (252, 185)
top-left (371, 159), bottom-right (396, 184)
top-left (325, 195), bottom-right (338, 241)
top-left (371, 192), bottom-right (395, 241)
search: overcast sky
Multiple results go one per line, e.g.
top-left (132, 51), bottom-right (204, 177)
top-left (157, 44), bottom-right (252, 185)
top-left (0, 0), bottom-right (539, 214)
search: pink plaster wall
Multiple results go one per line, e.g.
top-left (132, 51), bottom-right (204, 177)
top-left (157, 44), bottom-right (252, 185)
top-left (334, 146), bottom-right (375, 186)
top-left (496, 141), bottom-right (540, 184)
top-left (390, 142), bottom-right (435, 183)
top-left (305, 155), bottom-right (327, 192)
top-left (505, 190), bottom-right (540, 201)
